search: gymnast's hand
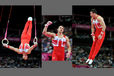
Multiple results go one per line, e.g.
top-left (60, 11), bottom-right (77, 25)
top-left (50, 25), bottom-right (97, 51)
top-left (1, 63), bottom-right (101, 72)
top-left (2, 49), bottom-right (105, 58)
top-left (92, 36), bottom-right (95, 41)
top-left (98, 31), bottom-right (104, 40)
top-left (91, 32), bottom-right (95, 42)
top-left (34, 42), bottom-right (38, 46)
top-left (3, 44), bottom-right (9, 48)
top-left (66, 51), bottom-right (71, 58)
top-left (45, 21), bottom-right (52, 27)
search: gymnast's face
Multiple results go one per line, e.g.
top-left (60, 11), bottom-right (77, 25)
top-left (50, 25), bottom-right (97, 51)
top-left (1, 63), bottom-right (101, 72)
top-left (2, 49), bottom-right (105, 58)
top-left (23, 54), bottom-right (28, 60)
top-left (90, 12), bottom-right (96, 18)
top-left (57, 26), bottom-right (64, 33)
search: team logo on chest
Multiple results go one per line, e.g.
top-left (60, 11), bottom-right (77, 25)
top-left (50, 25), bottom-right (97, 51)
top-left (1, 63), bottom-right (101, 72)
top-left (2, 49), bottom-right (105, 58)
top-left (52, 36), bottom-right (66, 47)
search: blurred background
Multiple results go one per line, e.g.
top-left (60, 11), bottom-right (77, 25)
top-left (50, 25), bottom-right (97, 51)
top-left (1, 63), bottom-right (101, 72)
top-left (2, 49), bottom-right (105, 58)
top-left (72, 6), bottom-right (113, 68)
top-left (0, 6), bottom-right (42, 68)
top-left (41, 15), bottom-right (72, 61)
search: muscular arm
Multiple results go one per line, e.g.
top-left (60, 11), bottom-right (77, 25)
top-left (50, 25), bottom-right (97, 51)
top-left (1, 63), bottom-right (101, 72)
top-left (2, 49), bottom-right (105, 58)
top-left (91, 18), bottom-right (95, 34)
top-left (27, 44), bottom-right (37, 54)
top-left (42, 25), bottom-right (56, 38)
top-left (91, 18), bottom-right (95, 41)
top-left (66, 36), bottom-right (71, 53)
top-left (3, 44), bottom-right (20, 54)
top-left (97, 16), bottom-right (106, 31)
top-left (42, 21), bottom-right (56, 38)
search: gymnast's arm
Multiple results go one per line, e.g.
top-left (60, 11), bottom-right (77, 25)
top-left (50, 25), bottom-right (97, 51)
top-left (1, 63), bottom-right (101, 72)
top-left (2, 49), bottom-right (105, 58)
top-left (42, 21), bottom-right (56, 38)
top-left (97, 16), bottom-right (106, 31)
top-left (97, 16), bottom-right (106, 39)
top-left (66, 36), bottom-right (71, 58)
top-left (27, 44), bottom-right (38, 54)
top-left (66, 36), bottom-right (71, 54)
top-left (91, 18), bottom-right (95, 41)
top-left (42, 26), bottom-right (56, 38)
top-left (91, 18), bottom-right (95, 34)
top-left (2, 44), bottom-right (20, 54)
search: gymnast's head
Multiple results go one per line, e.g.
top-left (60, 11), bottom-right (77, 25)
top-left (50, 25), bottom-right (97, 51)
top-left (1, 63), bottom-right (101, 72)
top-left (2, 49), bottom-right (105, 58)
top-left (90, 9), bottom-right (97, 18)
top-left (57, 25), bottom-right (64, 33)
top-left (22, 54), bottom-right (28, 60)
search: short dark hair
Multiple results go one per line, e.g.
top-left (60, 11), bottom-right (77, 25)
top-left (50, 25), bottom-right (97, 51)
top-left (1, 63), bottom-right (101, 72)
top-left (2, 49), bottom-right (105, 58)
top-left (58, 25), bottom-right (64, 29)
top-left (90, 9), bottom-right (97, 14)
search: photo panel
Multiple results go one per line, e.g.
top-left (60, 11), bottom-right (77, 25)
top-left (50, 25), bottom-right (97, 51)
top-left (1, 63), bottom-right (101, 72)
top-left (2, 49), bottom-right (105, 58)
top-left (72, 6), bottom-right (113, 68)
top-left (0, 6), bottom-right (42, 68)
top-left (41, 15), bottom-right (72, 61)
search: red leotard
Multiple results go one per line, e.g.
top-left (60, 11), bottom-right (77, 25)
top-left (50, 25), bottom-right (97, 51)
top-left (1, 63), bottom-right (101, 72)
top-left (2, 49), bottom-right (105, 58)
top-left (52, 34), bottom-right (67, 61)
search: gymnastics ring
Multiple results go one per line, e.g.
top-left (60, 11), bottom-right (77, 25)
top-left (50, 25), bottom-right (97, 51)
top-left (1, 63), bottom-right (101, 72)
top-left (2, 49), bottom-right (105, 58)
top-left (2, 38), bottom-right (9, 45)
top-left (33, 37), bottom-right (38, 44)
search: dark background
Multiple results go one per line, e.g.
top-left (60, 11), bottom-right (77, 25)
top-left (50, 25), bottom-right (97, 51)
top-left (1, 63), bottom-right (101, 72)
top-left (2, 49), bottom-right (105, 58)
top-left (0, 6), bottom-right (42, 68)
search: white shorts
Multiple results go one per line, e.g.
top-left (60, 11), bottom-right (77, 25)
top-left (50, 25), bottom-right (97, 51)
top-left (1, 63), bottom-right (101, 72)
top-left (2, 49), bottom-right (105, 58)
top-left (19, 43), bottom-right (30, 54)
